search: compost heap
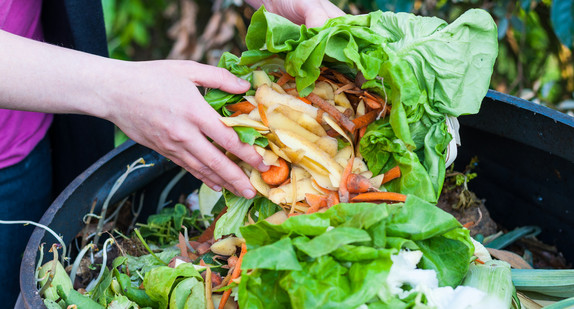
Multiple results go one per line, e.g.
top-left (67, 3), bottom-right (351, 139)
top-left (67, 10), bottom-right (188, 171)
top-left (206, 7), bottom-right (499, 308)
top-left (39, 8), bottom-right (505, 309)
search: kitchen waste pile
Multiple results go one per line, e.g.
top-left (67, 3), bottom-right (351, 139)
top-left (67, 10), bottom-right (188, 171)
top-left (36, 7), bottom-right (554, 309)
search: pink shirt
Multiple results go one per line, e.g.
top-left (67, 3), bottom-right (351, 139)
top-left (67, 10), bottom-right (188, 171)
top-left (0, 0), bottom-right (53, 168)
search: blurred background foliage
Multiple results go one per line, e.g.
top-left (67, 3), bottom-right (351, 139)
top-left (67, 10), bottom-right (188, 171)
top-left (102, 0), bottom-right (574, 115)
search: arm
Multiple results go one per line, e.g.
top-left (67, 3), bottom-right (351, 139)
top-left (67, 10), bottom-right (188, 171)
top-left (0, 29), bottom-right (267, 198)
top-left (244, 0), bottom-right (345, 27)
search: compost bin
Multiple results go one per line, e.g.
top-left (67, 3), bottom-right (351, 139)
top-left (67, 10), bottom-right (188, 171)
top-left (17, 90), bottom-right (574, 308)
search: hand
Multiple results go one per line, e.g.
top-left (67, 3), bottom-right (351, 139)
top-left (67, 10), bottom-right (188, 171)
top-left (106, 60), bottom-right (268, 198)
top-left (246, 0), bottom-right (345, 27)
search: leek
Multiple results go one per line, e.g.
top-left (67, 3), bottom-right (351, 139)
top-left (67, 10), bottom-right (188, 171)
top-left (511, 269), bottom-right (574, 298)
top-left (462, 260), bottom-right (514, 309)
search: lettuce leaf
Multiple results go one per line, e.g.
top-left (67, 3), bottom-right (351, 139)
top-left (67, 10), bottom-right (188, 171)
top-left (238, 196), bottom-right (473, 308)
top-left (233, 127), bottom-right (269, 148)
top-left (213, 190), bottom-right (254, 239)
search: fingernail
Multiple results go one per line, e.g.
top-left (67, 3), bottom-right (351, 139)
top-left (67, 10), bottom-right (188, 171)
top-left (212, 185), bottom-right (222, 192)
top-left (258, 163), bottom-right (270, 172)
top-left (242, 189), bottom-right (256, 199)
top-left (237, 78), bottom-right (251, 88)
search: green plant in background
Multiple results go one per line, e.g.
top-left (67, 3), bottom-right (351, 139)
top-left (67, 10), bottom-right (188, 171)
top-left (345, 0), bottom-right (574, 112)
top-left (102, 0), bottom-right (171, 60)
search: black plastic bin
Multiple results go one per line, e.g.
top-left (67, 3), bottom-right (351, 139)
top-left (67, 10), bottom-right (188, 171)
top-left (18, 90), bottom-right (574, 308)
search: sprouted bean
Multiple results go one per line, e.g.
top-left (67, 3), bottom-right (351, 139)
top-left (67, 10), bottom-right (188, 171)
top-left (0, 220), bottom-right (67, 264)
top-left (69, 243), bottom-right (95, 285)
top-left (93, 158), bottom-right (153, 245)
top-left (86, 238), bottom-right (114, 292)
top-left (157, 168), bottom-right (187, 213)
top-left (37, 244), bottom-right (59, 295)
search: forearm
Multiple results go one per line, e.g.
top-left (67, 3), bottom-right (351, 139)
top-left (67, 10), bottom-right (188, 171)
top-left (0, 29), bottom-right (120, 118)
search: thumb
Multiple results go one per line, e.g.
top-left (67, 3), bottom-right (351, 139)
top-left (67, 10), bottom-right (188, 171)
top-left (305, 12), bottom-right (330, 28)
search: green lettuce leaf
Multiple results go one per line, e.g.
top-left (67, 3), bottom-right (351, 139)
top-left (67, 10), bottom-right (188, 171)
top-left (233, 127), bottom-right (269, 148)
top-left (294, 227), bottom-right (371, 258)
top-left (238, 269), bottom-right (291, 309)
top-left (415, 236), bottom-right (472, 287)
top-left (242, 237), bottom-right (302, 271)
top-left (214, 190), bottom-right (254, 239)
top-left (386, 194), bottom-right (461, 240)
top-left (142, 263), bottom-right (202, 309)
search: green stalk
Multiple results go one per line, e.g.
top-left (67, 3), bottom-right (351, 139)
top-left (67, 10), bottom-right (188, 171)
top-left (134, 228), bottom-right (168, 265)
top-left (34, 243), bottom-right (45, 282)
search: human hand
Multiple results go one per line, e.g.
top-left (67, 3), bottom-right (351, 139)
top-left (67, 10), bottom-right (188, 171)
top-left (105, 60), bottom-right (268, 198)
top-left (246, 0), bottom-right (345, 28)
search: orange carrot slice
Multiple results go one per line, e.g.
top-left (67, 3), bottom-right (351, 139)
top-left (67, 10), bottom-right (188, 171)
top-left (359, 126), bottom-right (367, 140)
top-left (299, 97), bottom-right (312, 105)
top-left (326, 192), bottom-right (340, 208)
top-left (276, 73), bottom-right (294, 86)
top-left (305, 193), bottom-right (328, 214)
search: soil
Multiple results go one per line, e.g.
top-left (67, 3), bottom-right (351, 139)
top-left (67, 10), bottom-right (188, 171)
top-left (438, 172), bottom-right (571, 269)
top-left (437, 183), bottom-right (498, 238)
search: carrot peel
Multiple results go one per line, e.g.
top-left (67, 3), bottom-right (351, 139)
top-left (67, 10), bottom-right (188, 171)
top-left (382, 166), bottom-right (401, 184)
top-left (305, 193), bottom-right (328, 214)
top-left (350, 192), bottom-right (407, 203)
top-left (346, 173), bottom-right (373, 194)
top-left (307, 93), bottom-right (356, 132)
top-left (338, 155), bottom-right (355, 203)
top-left (226, 101), bottom-right (255, 114)
top-left (257, 103), bottom-right (269, 127)
top-left (218, 243), bottom-right (247, 309)
top-left (352, 110), bottom-right (379, 130)
top-left (261, 158), bottom-right (289, 186)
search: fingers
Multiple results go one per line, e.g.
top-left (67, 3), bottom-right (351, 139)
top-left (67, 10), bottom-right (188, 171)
top-left (184, 134), bottom-right (259, 199)
top-left (199, 107), bottom-right (269, 172)
top-left (188, 63), bottom-right (250, 94)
